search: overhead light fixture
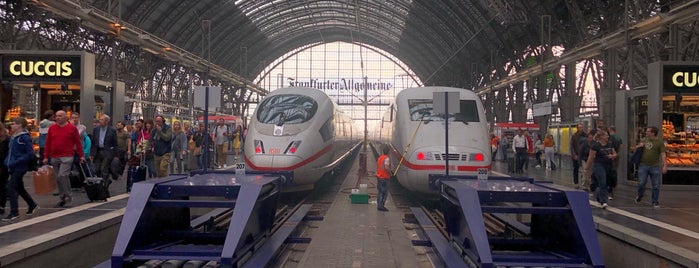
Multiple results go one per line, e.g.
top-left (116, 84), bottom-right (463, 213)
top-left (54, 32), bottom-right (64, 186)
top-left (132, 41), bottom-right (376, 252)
top-left (633, 16), bottom-right (662, 30)
top-left (143, 47), bottom-right (160, 55)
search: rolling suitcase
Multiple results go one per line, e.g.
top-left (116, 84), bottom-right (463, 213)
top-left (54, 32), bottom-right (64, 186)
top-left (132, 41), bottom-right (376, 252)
top-left (126, 154), bottom-right (148, 192)
top-left (81, 162), bottom-right (110, 202)
top-left (507, 157), bottom-right (516, 173)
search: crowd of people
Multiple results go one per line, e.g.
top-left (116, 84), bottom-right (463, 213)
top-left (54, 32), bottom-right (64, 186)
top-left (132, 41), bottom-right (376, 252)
top-left (0, 111), bottom-right (246, 221)
top-left (491, 119), bottom-right (666, 210)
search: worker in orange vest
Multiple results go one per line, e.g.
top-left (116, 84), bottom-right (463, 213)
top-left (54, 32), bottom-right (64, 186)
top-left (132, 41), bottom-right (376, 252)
top-left (376, 146), bottom-right (392, 212)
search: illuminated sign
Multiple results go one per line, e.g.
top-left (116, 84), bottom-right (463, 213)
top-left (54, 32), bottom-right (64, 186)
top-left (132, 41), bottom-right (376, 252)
top-left (1, 55), bottom-right (81, 82)
top-left (663, 65), bottom-right (699, 92)
top-left (287, 78), bottom-right (393, 92)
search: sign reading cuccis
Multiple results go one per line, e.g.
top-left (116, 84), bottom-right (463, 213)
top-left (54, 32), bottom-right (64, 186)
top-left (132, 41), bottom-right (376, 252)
top-left (663, 65), bottom-right (699, 92)
top-left (0, 54), bottom-right (81, 82)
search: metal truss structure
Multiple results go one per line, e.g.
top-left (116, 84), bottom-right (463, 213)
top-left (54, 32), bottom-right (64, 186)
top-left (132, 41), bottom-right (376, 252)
top-left (3, 0), bottom-right (699, 129)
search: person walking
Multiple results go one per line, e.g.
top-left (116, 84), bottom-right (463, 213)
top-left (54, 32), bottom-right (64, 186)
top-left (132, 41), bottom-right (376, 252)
top-left (233, 125), bottom-right (242, 161)
top-left (570, 123), bottom-right (586, 188)
top-left (584, 130), bottom-right (616, 209)
top-left (150, 115), bottom-right (172, 178)
top-left (376, 146), bottom-right (392, 212)
top-left (512, 129), bottom-right (528, 173)
top-left (193, 124), bottom-right (212, 169)
top-left (490, 133), bottom-right (499, 161)
top-left (579, 130), bottom-right (595, 191)
top-left (3, 117), bottom-right (39, 220)
top-left (0, 123), bottom-right (10, 215)
top-left (44, 110), bottom-right (84, 207)
top-left (38, 110), bottom-right (55, 164)
top-left (543, 133), bottom-right (555, 170)
top-left (170, 121), bottom-right (188, 174)
top-left (634, 126), bottom-right (667, 208)
top-left (92, 114), bottom-right (118, 182)
top-left (213, 118), bottom-right (231, 168)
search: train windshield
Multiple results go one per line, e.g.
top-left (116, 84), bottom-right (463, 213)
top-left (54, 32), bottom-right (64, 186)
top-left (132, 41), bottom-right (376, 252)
top-left (257, 94), bottom-right (318, 125)
top-left (408, 99), bottom-right (479, 122)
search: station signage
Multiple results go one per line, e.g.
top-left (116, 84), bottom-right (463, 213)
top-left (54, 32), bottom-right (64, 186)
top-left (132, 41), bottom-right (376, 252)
top-left (287, 77), bottom-right (393, 92)
top-left (663, 65), bottom-right (699, 92)
top-left (0, 54), bottom-right (81, 82)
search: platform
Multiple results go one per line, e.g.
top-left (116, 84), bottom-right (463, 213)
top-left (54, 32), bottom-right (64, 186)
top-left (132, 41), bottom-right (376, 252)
top-left (0, 154), bottom-right (698, 267)
top-left (295, 150), bottom-right (431, 267)
top-left (491, 157), bottom-right (699, 267)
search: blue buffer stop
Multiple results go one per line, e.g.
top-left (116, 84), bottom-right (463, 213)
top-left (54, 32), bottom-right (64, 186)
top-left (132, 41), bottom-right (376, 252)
top-left (412, 175), bottom-right (605, 268)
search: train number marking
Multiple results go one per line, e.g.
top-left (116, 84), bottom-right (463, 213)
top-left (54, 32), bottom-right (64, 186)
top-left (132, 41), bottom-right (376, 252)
top-left (269, 148), bottom-right (281, 154)
top-left (477, 168), bottom-right (488, 181)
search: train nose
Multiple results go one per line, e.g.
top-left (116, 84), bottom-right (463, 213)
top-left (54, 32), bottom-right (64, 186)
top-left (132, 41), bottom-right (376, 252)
top-left (246, 154), bottom-right (304, 170)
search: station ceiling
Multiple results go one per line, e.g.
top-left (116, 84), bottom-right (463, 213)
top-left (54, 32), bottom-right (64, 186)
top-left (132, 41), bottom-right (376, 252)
top-left (90, 0), bottom-right (578, 86)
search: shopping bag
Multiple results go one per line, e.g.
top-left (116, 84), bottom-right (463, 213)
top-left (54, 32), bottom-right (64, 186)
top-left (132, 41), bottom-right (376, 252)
top-left (33, 165), bottom-right (56, 195)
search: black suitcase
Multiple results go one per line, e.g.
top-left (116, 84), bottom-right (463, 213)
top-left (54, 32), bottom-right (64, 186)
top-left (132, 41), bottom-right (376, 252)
top-left (81, 162), bottom-right (110, 201)
top-left (126, 165), bottom-right (147, 192)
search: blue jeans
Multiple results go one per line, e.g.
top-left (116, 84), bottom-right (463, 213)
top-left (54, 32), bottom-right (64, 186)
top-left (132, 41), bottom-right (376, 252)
top-left (592, 164), bottom-right (609, 204)
top-left (377, 179), bottom-right (389, 209)
top-left (637, 164), bottom-right (661, 204)
top-left (7, 170), bottom-right (36, 215)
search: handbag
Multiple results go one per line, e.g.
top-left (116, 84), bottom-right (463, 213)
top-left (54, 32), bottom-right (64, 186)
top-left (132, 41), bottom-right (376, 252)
top-left (193, 146), bottom-right (203, 156)
top-left (630, 147), bottom-right (643, 165)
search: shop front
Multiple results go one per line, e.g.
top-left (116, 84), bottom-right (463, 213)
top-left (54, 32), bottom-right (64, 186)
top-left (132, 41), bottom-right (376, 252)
top-left (0, 50), bottom-right (125, 141)
top-left (616, 61), bottom-right (699, 185)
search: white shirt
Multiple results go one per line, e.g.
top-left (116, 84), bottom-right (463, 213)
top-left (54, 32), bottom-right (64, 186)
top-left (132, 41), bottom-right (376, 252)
top-left (214, 125), bottom-right (228, 145)
top-left (512, 134), bottom-right (528, 150)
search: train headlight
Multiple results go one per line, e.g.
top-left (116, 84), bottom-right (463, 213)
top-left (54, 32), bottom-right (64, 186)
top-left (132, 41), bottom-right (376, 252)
top-left (254, 140), bottom-right (265, 154)
top-left (284, 140), bottom-right (302, 154)
top-left (415, 151), bottom-right (433, 160)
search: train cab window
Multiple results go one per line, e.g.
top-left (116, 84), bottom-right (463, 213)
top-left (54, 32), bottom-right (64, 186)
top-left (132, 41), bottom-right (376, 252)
top-left (408, 99), bottom-right (479, 122)
top-left (257, 94), bottom-right (318, 125)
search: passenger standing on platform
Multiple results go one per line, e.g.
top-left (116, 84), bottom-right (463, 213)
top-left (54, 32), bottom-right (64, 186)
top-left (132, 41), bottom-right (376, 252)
top-left (500, 134), bottom-right (509, 162)
top-left (233, 125), bottom-right (242, 161)
top-left (607, 126), bottom-right (622, 199)
top-left (543, 133), bottom-right (555, 170)
top-left (3, 117), bottom-right (39, 221)
top-left (512, 129), bottom-right (528, 173)
top-left (584, 130), bottom-right (616, 209)
top-left (534, 137), bottom-right (544, 167)
top-left (115, 121), bottom-right (130, 178)
top-left (0, 123), bottom-right (10, 215)
top-left (131, 119), bottom-right (143, 156)
top-left (92, 114), bottom-right (118, 182)
top-left (579, 130), bottom-right (595, 191)
top-left (376, 146), bottom-right (392, 212)
top-left (193, 124), bottom-right (211, 169)
top-left (45, 111), bottom-right (84, 207)
top-left (634, 126), bottom-right (667, 208)
top-left (490, 133), bottom-right (499, 161)
top-left (38, 110), bottom-right (55, 164)
top-left (170, 121), bottom-right (188, 174)
top-left (570, 123), bottom-right (586, 188)
top-left (150, 115), bottom-right (173, 178)
top-left (524, 130), bottom-right (533, 170)
top-left (139, 119), bottom-right (157, 178)
top-left (213, 118), bottom-right (231, 168)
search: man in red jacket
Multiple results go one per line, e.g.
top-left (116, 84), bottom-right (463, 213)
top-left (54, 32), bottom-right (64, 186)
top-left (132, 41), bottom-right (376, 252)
top-left (44, 110), bottom-right (85, 207)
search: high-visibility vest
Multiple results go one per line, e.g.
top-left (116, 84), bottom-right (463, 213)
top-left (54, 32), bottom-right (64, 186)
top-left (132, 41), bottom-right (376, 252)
top-left (376, 154), bottom-right (391, 179)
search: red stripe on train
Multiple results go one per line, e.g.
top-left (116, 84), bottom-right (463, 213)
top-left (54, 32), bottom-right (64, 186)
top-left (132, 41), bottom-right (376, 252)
top-left (245, 144), bottom-right (334, 171)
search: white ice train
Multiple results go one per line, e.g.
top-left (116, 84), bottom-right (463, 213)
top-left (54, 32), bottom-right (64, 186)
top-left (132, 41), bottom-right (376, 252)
top-left (244, 87), bottom-right (361, 191)
top-left (373, 86), bottom-right (492, 193)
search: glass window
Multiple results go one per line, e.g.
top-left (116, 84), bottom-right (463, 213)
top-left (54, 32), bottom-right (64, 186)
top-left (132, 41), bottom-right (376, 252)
top-left (408, 99), bottom-right (479, 122)
top-left (257, 94), bottom-right (318, 125)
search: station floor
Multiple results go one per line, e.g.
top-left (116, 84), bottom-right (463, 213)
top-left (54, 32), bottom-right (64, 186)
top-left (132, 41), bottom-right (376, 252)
top-left (0, 153), bottom-right (698, 267)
